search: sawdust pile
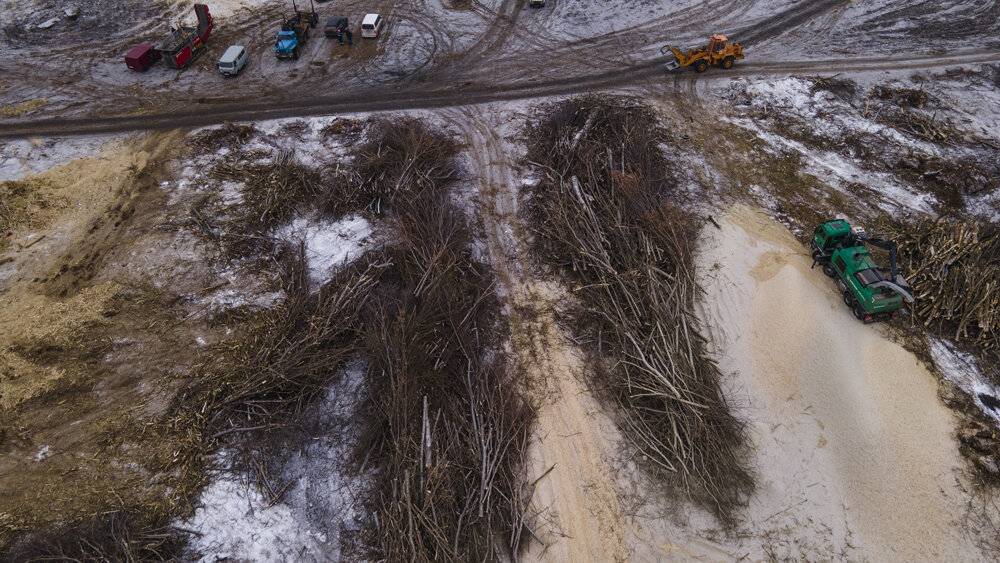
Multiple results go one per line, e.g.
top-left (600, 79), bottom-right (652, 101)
top-left (0, 178), bottom-right (64, 253)
top-left (0, 282), bottom-right (124, 409)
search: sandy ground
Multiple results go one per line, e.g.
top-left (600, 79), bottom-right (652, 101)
top-left (688, 205), bottom-right (986, 561)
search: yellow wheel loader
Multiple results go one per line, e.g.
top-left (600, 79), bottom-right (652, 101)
top-left (661, 34), bottom-right (744, 72)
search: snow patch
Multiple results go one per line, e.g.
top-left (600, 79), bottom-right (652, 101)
top-left (277, 215), bottom-right (372, 286)
top-left (181, 366), bottom-right (368, 562)
top-left (0, 136), bottom-right (117, 182)
top-left (930, 338), bottom-right (1000, 427)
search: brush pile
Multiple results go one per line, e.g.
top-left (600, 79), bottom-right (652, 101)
top-left (351, 119), bottom-right (534, 561)
top-left (193, 149), bottom-right (340, 260)
top-left (212, 149), bottom-right (322, 233)
top-left (178, 119), bottom-right (534, 561)
top-left (523, 96), bottom-right (752, 523)
top-left (879, 218), bottom-right (1000, 353)
top-left (191, 122), bottom-right (258, 151)
top-left (7, 511), bottom-right (182, 562)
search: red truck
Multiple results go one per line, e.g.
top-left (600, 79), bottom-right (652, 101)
top-left (125, 4), bottom-right (213, 71)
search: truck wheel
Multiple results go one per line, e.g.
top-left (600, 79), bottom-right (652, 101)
top-left (843, 291), bottom-right (853, 307)
top-left (822, 264), bottom-right (836, 277)
top-left (852, 304), bottom-right (866, 321)
top-left (722, 57), bottom-right (735, 69)
top-left (695, 61), bottom-right (708, 73)
top-left (811, 250), bottom-right (823, 262)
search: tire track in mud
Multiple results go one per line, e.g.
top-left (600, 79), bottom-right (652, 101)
top-left (491, 0), bottom-right (749, 66)
top-left (456, 0), bottom-right (525, 65)
top-left (443, 105), bottom-right (631, 563)
top-left (4, 47), bottom-right (998, 140)
top-left (739, 0), bottom-right (848, 44)
top-left (487, 0), bottom-right (846, 74)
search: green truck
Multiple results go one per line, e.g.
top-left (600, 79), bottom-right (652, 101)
top-left (811, 219), bottom-right (914, 323)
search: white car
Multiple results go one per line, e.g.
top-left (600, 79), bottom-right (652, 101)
top-left (360, 13), bottom-right (384, 38)
top-left (217, 45), bottom-right (248, 76)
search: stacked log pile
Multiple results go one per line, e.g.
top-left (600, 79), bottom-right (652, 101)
top-left (880, 218), bottom-right (1000, 351)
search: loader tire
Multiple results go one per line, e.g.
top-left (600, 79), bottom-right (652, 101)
top-left (722, 57), bottom-right (735, 69)
top-left (292, 47), bottom-right (299, 60)
top-left (822, 264), bottom-right (836, 277)
top-left (695, 61), bottom-right (708, 73)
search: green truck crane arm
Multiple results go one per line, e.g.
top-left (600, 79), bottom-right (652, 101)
top-left (853, 234), bottom-right (907, 287)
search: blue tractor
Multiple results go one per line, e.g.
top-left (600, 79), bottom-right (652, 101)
top-left (275, 0), bottom-right (318, 60)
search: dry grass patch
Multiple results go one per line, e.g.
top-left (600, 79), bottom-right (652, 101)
top-left (1, 99), bottom-right (47, 117)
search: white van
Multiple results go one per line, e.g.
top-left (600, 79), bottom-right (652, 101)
top-left (360, 13), bottom-right (384, 38)
top-left (218, 45), bottom-right (248, 76)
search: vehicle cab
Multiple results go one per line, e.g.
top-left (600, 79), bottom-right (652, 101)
top-left (360, 13), bottom-right (383, 38)
top-left (811, 219), bottom-right (851, 255)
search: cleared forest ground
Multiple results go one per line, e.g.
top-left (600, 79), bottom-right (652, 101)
top-left (1, 1), bottom-right (999, 559)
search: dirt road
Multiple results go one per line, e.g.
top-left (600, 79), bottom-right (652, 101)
top-left (3, 46), bottom-right (997, 141)
top-left (5, 0), bottom-right (1000, 140)
top-left (692, 206), bottom-right (985, 561)
top-left (451, 106), bottom-right (632, 562)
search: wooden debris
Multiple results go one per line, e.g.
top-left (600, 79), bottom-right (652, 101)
top-left (524, 96), bottom-right (752, 525)
top-left (878, 217), bottom-right (1000, 350)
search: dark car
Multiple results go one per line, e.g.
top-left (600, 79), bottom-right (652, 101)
top-left (324, 16), bottom-right (349, 38)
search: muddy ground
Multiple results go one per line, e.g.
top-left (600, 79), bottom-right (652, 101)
top-left (1, 0), bottom-right (999, 560)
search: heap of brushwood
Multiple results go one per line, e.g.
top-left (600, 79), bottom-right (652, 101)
top-left (180, 119), bottom-right (534, 561)
top-left (523, 96), bottom-right (752, 524)
top-left (879, 217), bottom-right (1000, 351)
top-left (350, 119), bottom-right (534, 561)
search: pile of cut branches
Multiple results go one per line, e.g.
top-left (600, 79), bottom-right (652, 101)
top-left (191, 122), bottom-right (258, 151)
top-left (350, 117), bottom-right (460, 215)
top-left (6, 511), bottom-right (182, 562)
top-left (523, 96), bottom-right (752, 524)
top-left (184, 119), bottom-right (534, 561)
top-left (193, 148), bottom-right (359, 260)
top-left (212, 149), bottom-right (322, 232)
top-left (878, 218), bottom-right (1000, 351)
top-left (351, 119), bottom-right (534, 561)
